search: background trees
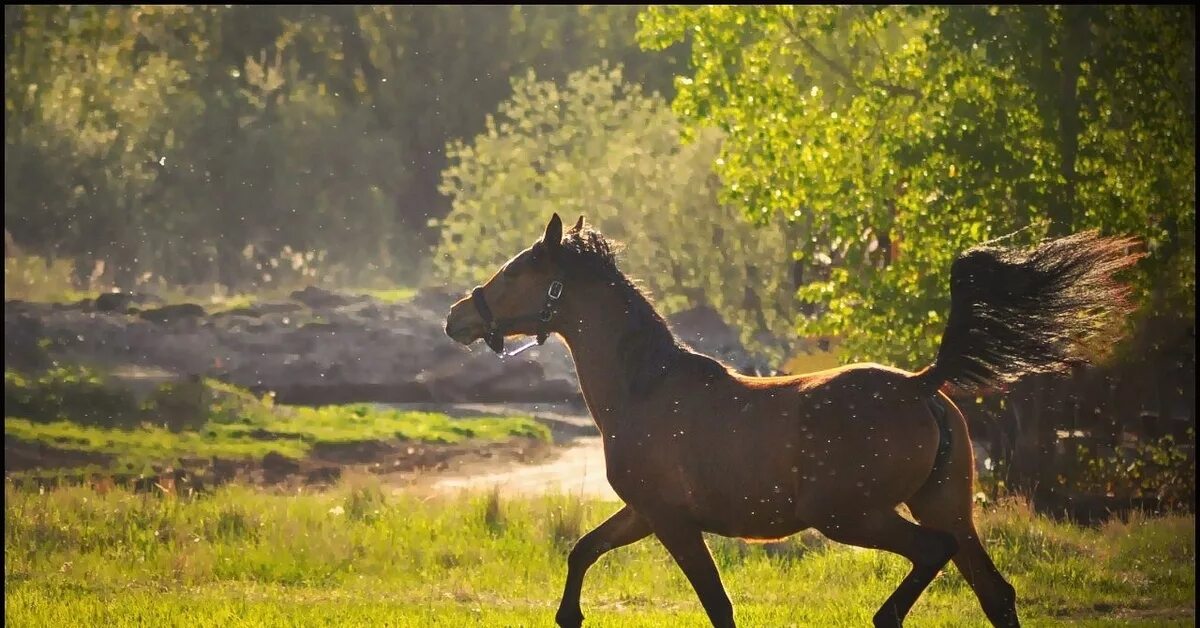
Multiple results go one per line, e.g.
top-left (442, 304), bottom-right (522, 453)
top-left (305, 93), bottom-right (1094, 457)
top-left (5, 5), bottom-right (1194, 370)
top-left (434, 65), bottom-right (799, 359)
top-left (638, 5), bottom-right (1194, 367)
top-left (4, 5), bottom-right (684, 291)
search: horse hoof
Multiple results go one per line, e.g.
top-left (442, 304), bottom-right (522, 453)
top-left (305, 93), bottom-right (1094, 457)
top-left (872, 611), bottom-right (902, 628)
top-left (555, 609), bottom-right (584, 628)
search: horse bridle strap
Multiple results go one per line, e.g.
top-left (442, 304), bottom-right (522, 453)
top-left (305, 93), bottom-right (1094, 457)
top-left (471, 278), bottom-right (563, 352)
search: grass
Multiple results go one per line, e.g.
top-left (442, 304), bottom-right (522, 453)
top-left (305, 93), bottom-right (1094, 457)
top-left (4, 252), bottom-right (419, 309)
top-left (3, 480), bottom-right (1193, 627)
top-left (3, 255), bottom-right (94, 304)
top-left (5, 367), bottom-right (549, 475)
top-left (352, 286), bottom-right (418, 303)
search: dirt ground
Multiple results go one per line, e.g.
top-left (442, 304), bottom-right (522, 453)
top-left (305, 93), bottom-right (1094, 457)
top-left (5, 401), bottom-right (617, 499)
top-left (380, 402), bottom-right (617, 500)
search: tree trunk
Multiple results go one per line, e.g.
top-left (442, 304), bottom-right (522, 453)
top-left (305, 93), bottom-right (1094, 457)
top-left (1048, 6), bottom-right (1092, 237)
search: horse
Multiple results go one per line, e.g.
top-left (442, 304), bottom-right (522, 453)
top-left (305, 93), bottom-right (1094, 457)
top-left (444, 213), bottom-right (1141, 627)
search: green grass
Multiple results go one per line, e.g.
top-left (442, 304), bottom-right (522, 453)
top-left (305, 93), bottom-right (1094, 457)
top-left (352, 286), bottom-right (418, 303)
top-left (4, 408), bottom-right (548, 475)
top-left (4, 252), bottom-right (417, 309)
top-left (3, 480), bottom-right (1194, 627)
top-left (5, 369), bottom-right (549, 475)
top-left (4, 417), bottom-right (310, 468)
top-left (236, 405), bottom-right (550, 446)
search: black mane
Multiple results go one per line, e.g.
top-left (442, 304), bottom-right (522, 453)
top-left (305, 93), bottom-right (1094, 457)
top-left (559, 229), bottom-right (728, 396)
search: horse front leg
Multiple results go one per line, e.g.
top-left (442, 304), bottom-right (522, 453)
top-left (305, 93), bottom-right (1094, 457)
top-left (653, 518), bottom-right (736, 628)
top-left (556, 504), bottom-right (651, 628)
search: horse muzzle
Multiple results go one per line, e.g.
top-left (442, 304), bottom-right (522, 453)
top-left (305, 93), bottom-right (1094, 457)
top-left (482, 329), bottom-right (505, 354)
top-left (444, 320), bottom-right (504, 354)
top-left (445, 301), bottom-right (504, 354)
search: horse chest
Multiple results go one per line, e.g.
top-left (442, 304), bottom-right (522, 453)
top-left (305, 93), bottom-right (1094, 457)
top-left (600, 432), bottom-right (682, 503)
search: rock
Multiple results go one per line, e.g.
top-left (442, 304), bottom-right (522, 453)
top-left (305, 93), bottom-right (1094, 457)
top-left (290, 286), bottom-right (349, 309)
top-left (262, 451), bottom-right (301, 483)
top-left (139, 303), bottom-right (206, 324)
top-left (213, 301), bottom-right (303, 319)
top-left (5, 293), bottom-right (763, 405)
top-left (95, 291), bottom-right (162, 312)
top-left (95, 292), bottom-right (136, 312)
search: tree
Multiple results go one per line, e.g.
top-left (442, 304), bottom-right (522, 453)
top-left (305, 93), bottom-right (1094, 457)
top-left (434, 65), bottom-right (799, 359)
top-left (638, 6), bottom-right (1195, 367)
top-left (4, 6), bottom-right (688, 291)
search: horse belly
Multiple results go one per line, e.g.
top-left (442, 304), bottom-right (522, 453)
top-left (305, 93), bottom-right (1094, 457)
top-left (698, 509), bottom-right (811, 540)
top-left (685, 461), bottom-right (813, 539)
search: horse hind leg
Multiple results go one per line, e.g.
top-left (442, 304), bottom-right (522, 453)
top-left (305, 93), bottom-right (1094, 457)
top-left (818, 510), bottom-right (959, 627)
top-left (904, 403), bottom-right (1019, 627)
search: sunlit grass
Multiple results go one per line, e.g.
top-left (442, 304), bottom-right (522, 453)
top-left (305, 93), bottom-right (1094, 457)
top-left (2, 482), bottom-right (1193, 627)
top-left (349, 286), bottom-right (418, 303)
top-left (3, 254), bottom-right (418, 309)
top-left (4, 409), bottom-right (547, 475)
top-left (4, 370), bottom-right (549, 475)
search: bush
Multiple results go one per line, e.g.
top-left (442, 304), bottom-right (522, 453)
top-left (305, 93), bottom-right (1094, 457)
top-left (4, 366), bottom-right (141, 428)
top-left (434, 64), bottom-right (800, 360)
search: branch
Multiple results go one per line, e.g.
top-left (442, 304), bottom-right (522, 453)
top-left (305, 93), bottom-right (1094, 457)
top-left (780, 14), bottom-right (919, 100)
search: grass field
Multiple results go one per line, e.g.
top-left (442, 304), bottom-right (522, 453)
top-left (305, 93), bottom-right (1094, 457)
top-left (4, 252), bottom-right (419, 309)
top-left (4, 475), bottom-right (1194, 627)
top-left (4, 367), bottom-right (549, 479)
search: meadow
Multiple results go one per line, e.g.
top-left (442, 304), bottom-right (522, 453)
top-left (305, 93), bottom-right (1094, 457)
top-left (3, 475), bottom-right (1194, 627)
top-left (4, 365), bottom-right (549, 481)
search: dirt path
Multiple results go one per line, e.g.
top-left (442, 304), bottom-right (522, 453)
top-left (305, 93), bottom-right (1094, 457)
top-left (378, 402), bottom-right (618, 500)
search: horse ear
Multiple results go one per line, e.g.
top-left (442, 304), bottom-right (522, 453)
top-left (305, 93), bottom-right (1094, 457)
top-left (569, 215), bottom-right (585, 234)
top-left (542, 213), bottom-right (563, 248)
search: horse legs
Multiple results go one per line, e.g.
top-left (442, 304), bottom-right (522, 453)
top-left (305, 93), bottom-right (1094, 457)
top-left (906, 481), bottom-right (1019, 626)
top-left (652, 518), bottom-right (736, 628)
top-left (907, 504), bottom-right (1018, 628)
top-left (819, 511), bottom-right (959, 627)
top-left (905, 398), bottom-right (1019, 627)
top-left (555, 505), bottom-right (651, 628)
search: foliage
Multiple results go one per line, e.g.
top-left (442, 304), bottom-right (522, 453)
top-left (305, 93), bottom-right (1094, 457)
top-left (4, 365), bottom-right (142, 428)
top-left (4, 484), bottom-right (1195, 625)
top-left (434, 64), bottom-right (799, 358)
top-left (1075, 431), bottom-right (1197, 509)
top-left (3, 254), bottom-right (93, 303)
top-left (638, 6), bottom-right (1195, 367)
top-left (4, 6), bottom-right (685, 291)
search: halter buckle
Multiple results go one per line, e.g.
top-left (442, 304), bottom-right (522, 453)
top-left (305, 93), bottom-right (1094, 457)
top-left (547, 280), bottom-right (563, 300)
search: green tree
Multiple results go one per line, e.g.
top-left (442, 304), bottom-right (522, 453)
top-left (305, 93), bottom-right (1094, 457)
top-left (434, 65), bottom-right (799, 359)
top-left (638, 5), bottom-right (1195, 367)
top-left (4, 6), bottom-right (687, 292)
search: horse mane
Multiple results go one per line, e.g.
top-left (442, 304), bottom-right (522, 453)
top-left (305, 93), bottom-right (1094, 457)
top-left (559, 229), bottom-right (729, 396)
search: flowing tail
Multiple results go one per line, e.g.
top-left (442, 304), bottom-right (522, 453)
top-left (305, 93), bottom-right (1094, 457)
top-left (916, 230), bottom-right (1143, 394)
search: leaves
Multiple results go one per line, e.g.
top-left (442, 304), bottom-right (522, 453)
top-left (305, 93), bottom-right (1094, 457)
top-left (639, 6), bottom-right (1195, 367)
top-left (435, 65), bottom-right (798, 359)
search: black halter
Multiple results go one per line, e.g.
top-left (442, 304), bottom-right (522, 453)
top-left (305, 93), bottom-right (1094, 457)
top-left (471, 278), bottom-right (564, 354)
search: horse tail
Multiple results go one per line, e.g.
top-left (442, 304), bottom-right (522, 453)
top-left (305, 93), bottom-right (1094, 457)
top-left (914, 230), bottom-right (1143, 395)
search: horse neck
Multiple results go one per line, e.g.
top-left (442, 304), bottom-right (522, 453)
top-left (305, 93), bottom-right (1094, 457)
top-left (555, 276), bottom-right (678, 434)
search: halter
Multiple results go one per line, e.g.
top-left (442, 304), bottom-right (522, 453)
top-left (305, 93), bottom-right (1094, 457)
top-left (471, 278), bottom-right (564, 354)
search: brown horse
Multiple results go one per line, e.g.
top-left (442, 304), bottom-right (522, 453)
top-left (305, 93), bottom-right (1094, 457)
top-left (444, 213), bottom-right (1141, 627)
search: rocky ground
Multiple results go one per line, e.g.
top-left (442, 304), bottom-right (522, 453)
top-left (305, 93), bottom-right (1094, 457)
top-left (5, 286), bottom-right (765, 406)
